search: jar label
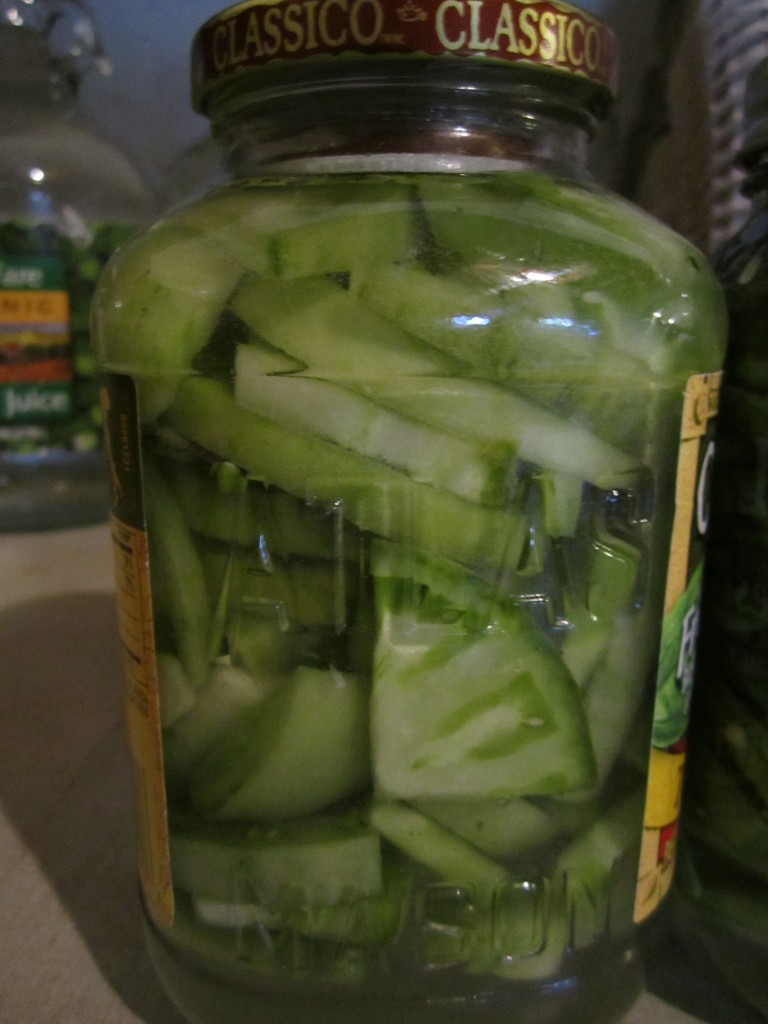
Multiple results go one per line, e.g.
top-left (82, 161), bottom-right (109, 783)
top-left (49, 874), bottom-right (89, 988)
top-left (0, 223), bottom-right (135, 457)
top-left (101, 372), bottom-right (175, 930)
top-left (193, 0), bottom-right (618, 109)
top-left (634, 370), bottom-right (722, 922)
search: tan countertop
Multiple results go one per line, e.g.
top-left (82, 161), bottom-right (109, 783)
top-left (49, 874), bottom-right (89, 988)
top-left (0, 524), bottom-right (753, 1024)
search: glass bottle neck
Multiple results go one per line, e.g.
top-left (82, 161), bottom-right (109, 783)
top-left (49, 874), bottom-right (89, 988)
top-left (208, 62), bottom-right (597, 180)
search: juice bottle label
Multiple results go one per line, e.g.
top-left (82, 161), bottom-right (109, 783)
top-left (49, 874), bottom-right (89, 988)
top-left (634, 370), bottom-right (722, 922)
top-left (0, 254), bottom-right (71, 431)
top-left (0, 222), bottom-right (135, 457)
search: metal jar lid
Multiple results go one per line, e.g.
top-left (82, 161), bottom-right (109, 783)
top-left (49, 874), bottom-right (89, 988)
top-left (191, 0), bottom-right (619, 115)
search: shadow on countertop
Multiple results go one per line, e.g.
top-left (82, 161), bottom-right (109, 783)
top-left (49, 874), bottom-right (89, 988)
top-left (0, 591), bottom-right (186, 1024)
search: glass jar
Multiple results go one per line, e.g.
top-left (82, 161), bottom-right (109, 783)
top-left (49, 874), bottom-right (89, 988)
top-left (92, 3), bottom-right (727, 1023)
top-left (0, 0), bottom-right (155, 531)
top-left (675, 55), bottom-right (768, 1019)
top-left (160, 135), bottom-right (228, 210)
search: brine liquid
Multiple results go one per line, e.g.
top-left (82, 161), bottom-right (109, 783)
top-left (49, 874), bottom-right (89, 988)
top-left (105, 370), bottom-right (672, 1021)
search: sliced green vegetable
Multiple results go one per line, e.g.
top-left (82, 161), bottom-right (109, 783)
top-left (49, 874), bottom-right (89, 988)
top-left (267, 199), bottom-right (416, 280)
top-left (162, 377), bottom-right (527, 572)
top-left (198, 541), bottom-right (358, 629)
top-left (231, 275), bottom-right (458, 377)
top-left (413, 795), bottom-right (559, 860)
top-left (233, 373), bottom-right (514, 505)
top-left (170, 812), bottom-right (382, 912)
top-left (169, 460), bottom-right (357, 558)
top-left (164, 660), bottom-right (274, 782)
top-left (560, 608), bottom-right (612, 691)
top-left (586, 534), bottom-right (641, 621)
top-left (555, 786), bottom-right (645, 949)
top-left (189, 664), bottom-right (371, 820)
top-left (370, 801), bottom-right (508, 905)
top-left (156, 653), bottom-right (197, 729)
top-left (371, 554), bottom-right (596, 801)
top-left (93, 223), bottom-right (244, 420)
top-left (581, 609), bottom-right (657, 786)
top-left (351, 377), bottom-right (640, 489)
top-left (144, 458), bottom-right (211, 689)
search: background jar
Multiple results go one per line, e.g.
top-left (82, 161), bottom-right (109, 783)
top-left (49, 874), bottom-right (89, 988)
top-left (675, 54), bottom-right (768, 1021)
top-left (0, 0), bottom-right (155, 531)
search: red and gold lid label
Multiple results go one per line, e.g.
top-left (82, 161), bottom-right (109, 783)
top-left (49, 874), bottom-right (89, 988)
top-left (193, 0), bottom-right (618, 111)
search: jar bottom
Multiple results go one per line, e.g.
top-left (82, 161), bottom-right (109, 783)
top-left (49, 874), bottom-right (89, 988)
top-left (0, 450), bottom-right (108, 531)
top-left (142, 904), bottom-right (645, 1024)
